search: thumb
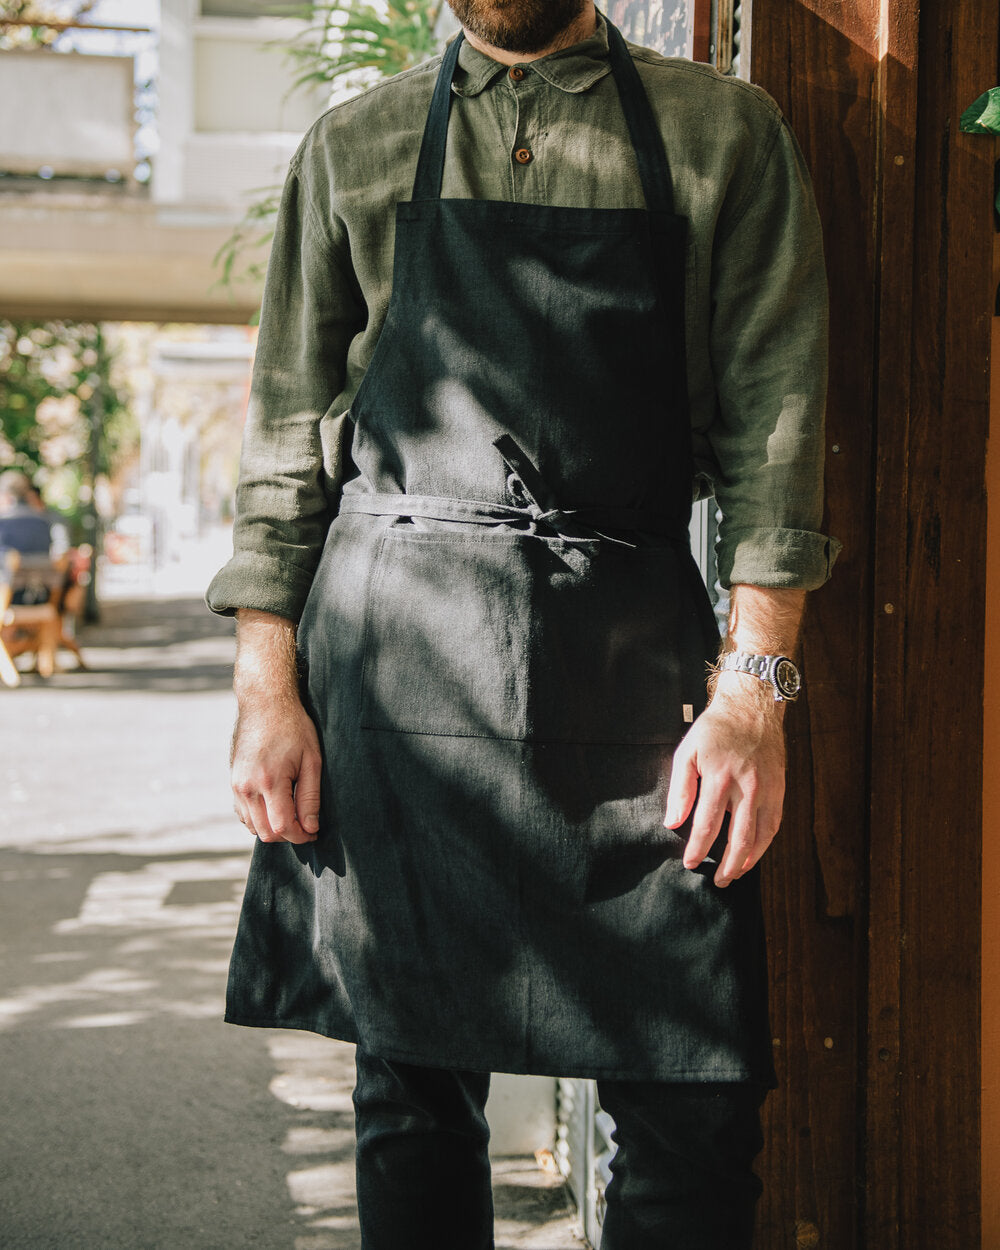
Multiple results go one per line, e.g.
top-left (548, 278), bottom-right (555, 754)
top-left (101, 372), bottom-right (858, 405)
top-left (294, 749), bottom-right (322, 834)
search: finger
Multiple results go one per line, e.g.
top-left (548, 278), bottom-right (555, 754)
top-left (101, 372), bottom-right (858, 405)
top-left (715, 800), bottom-right (758, 888)
top-left (262, 775), bottom-right (315, 845)
top-left (683, 783), bottom-right (729, 870)
top-left (664, 742), bottom-right (699, 829)
top-left (232, 773), bottom-right (258, 830)
top-left (247, 792), bottom-right (276, 842)
top-left (294, 750), bottom-right (322, 836)
top-left (735, 803), bottom-right (783, 876)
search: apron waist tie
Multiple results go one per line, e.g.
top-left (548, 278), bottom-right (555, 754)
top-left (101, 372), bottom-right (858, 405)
top-left (340, 437), bottom-right (688, 547)
top-left (337, 492), bottom-right (688, 549)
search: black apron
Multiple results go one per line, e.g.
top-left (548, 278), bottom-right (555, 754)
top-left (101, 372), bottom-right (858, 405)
top-left (227, 24), bottom-right (775, 1085)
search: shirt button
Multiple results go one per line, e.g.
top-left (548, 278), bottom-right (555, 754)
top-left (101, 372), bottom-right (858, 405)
top-left (509, 65), bottom-right (525, 81)
top-left (514, 147), bottom-right (533, 164)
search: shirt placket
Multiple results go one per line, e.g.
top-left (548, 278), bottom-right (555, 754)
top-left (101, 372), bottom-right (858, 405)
top-left (503, 65), bottom-right (545, 203)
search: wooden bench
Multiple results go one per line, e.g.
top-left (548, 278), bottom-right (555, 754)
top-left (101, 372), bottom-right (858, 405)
top-left (0, 550), bottom-right (89, 687)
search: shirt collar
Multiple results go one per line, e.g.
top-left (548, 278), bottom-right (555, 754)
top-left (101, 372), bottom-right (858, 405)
top-left (451, 13), bottom-right (612, 97)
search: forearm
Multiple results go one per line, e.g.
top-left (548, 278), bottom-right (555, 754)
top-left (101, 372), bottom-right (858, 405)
top-left (234, 609), bottom-right (301, 708)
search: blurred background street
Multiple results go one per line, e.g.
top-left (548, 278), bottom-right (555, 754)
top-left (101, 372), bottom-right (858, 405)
top-left (0, 536), bottom-right (579, 1248)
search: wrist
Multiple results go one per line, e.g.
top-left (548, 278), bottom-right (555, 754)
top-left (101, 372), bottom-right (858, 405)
top-left (234, 678), bottom-right (301, 709)
top-left (234, 609), bottom-right (301, 706)
top-left (714, 648), bottom-right (801, 703)
top-left (711, 669), bottom-right (788, 720)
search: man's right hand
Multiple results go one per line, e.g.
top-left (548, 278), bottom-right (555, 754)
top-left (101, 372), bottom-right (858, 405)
top-left (231, 696), bottom-right (322, 844)
top-left (231, 609), bottom-right (322, 845)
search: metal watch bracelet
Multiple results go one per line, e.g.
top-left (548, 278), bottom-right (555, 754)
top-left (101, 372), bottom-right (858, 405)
top-left (718, 651), bottom-right (802, 702)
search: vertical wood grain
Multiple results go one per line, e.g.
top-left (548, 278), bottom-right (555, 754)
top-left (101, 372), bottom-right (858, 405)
top-left (895, 0), bottom-right (994, 1242)
top-left (983, 279), bottom-right (1000, 1250)
top-left (750, 3), bottom-right (879, 1245)
top-left (750, 0), bottom-right (996, 1245)
top-left (863, 0), bottom-right (919, 1242)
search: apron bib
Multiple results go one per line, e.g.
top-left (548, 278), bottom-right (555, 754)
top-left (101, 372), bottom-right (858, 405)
top-left (227, 24), bottom-right (775, 1084)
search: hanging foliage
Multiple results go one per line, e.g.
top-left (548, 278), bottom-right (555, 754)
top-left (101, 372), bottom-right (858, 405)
top-left (959, 88), bottom-right (1000, 219)
top-left (960, 87), bottom-right (1000, 136)
top-left (215, 0), bottom-right (443, 297)
top-left (0, 1), bottom-right (98, 48)
top-left (283, 0), bottom-right (443, 91)
top-left (0, 321), bottom-right (135, 534)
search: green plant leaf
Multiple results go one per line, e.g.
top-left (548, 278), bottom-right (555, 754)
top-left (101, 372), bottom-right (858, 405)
top-left (960, 87), bottom-right (1000, 134)
top-left (214, 0), bottom-right (443, 307)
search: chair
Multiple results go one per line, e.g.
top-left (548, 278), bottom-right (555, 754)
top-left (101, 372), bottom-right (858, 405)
top-left (0, 551), bottom-right (70, 684)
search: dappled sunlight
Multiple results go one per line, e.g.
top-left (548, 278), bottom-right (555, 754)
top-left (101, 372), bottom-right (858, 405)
top-left (494, 1160), bottom-right (581, 1248)
top-left (54, 855), bottom-right (248, 933)
top-left (259, 1033), bottom-right (576, 1250)
top-left (284, 1125), bottom-right (356, 1155)
top-left (262, 1034), bottom-right (360, 1245)
top-left (0, 852), bottom-right (248, 1033)
top-left (0, 831), bottom-right (365, 1245)
top-left (63, 1010), bottom-right (153, 1028)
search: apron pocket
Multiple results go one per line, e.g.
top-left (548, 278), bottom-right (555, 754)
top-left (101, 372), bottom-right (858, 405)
top-left (359, 529), bottom-right (532, 739)
top-left (528, 541), bottom-right (696, 744)
top-left (359, 529), bottom-right (709, 744)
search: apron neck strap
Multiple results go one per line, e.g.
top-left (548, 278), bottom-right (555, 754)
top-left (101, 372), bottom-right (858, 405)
top-left (411, 18), bottom-right (676, 215)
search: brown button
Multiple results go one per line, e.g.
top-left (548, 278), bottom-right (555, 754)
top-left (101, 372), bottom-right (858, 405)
top-left (509, 65), bottom-right (525, 81)
top-left (514, 147), bottom-right (533, 164)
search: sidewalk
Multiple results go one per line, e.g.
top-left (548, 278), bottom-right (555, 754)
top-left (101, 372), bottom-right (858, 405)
top-left (0, 577), bottom-right (581, 1249)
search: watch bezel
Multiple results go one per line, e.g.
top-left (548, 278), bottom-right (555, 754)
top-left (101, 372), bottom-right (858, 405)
top-left (771, 656), bottom-right (801, 700)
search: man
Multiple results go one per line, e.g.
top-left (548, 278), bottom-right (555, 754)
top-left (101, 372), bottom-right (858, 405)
top-left (208, 2), bottom-right (838, 1245)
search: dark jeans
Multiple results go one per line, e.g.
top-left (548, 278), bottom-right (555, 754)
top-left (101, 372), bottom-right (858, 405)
top-left (353, 1047), bottom-right (767, 1250)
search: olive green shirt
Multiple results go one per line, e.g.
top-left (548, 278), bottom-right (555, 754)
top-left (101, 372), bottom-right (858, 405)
top-left (207, 17), bottom-right (839, 621)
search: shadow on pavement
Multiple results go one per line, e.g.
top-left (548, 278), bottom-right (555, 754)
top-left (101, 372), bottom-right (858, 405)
top-left (0, 845), bottom-right (362, 1250)
top-left (13, 595), bottom-right (237, 694)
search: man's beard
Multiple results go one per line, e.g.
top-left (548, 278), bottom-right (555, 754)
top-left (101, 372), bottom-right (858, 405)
top-left (446, 0), bottom-right (591, 53)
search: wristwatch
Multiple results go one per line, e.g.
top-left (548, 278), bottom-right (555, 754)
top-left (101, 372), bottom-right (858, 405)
top-left (718, 651), bottom-right (802, 702)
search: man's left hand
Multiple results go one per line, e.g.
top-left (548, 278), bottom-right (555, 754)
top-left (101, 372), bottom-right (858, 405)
top-left (664, 679), bottom-right (787, 888)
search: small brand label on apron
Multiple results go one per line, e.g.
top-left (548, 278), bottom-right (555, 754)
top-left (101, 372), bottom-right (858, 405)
top-left (682, 704), bottom-right (694, 723)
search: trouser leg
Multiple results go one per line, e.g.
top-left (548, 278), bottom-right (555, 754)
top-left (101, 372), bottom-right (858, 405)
top-left (596, 1079), bottom-right (768, 1250)
top-left (352, 1046), bottom-right (494, 1250)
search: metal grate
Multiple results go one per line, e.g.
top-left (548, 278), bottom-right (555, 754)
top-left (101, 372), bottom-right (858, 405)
top-left (556, 1078), bottom-right (613, 1248)
top-left (708, 0), bottom-right (746, 75)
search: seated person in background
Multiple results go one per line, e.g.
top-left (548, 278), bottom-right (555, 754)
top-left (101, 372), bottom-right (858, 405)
top-left (24, 477), bottom-right (69, 557)
top-left (0, 471), bottom-right (55, 605)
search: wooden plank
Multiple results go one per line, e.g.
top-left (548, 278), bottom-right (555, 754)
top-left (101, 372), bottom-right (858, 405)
top-left (894, 0), bottom-right (994, 1241)
top-left (982, 296), bottom-right (1000, 1250)
top-left (749, 3), bottom-right (879, 1246)
top-left (691, 0), bottom-right (712, 64)
top-left (863, 0), bottom-right (920, 1242)
top-left (752, 0), bottom-right (994, 1243)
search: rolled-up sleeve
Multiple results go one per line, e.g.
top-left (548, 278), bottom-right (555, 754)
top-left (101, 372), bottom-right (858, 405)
top-left (206, 146), bottom-right (363, 621)
top-left (707, 113), bottom-right (841, 590)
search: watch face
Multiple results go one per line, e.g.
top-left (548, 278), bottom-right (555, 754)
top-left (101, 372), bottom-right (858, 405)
top-left (774, 659), bottom-right (801, 699)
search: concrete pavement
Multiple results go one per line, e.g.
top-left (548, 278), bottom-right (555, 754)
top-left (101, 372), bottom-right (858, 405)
top-left (0, 584), bottom-right (582, 1249)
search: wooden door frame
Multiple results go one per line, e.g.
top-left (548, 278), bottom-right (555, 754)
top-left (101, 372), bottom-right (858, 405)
top-left (748, 0), bottom-right (997, 1245)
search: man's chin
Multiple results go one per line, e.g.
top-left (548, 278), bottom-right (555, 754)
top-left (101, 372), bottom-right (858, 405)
top-left (447, 0), bottom-right (591, 55)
